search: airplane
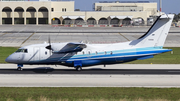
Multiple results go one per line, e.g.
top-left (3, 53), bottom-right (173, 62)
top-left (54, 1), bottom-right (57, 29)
top-left (5, 14), bottom-right (174, 71)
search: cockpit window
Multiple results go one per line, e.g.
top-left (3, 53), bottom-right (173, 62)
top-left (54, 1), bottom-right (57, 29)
top-left (16, 49), bottom-right (28, 53)
top-left (24, 49), bottom-right (28, 53)
top-left (16, 49), bottom-right (22, 52)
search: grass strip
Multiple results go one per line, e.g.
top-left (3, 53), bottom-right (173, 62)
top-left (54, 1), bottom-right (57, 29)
top-left (0, 47), bottom-right (19, 63)
top-left (0, 47), bottom-right (180, 64)
top-left (0, 87), bottom-right (180, 101)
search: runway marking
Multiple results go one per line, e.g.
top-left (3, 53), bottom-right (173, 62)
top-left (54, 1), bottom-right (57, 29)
top-left (21, 33), bottom-right (35, 45)
top-left (0, 33), bottom-right (8, 37)
top-left (18, 26), bottom-right (27, 33)
top-left (118, 33), bottom-right (130, 41)
top-left (168, 71), bottom-right (180, 72)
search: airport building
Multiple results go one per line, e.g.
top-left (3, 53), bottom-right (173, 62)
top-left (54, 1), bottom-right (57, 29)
top-left (0, 0), bottom-right (158, 26)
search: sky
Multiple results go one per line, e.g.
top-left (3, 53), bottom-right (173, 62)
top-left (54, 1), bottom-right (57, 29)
top-left (63, 0), bottom-right (180, 14)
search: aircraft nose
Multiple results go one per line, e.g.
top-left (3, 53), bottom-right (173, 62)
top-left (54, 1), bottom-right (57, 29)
top-left (5, 56), bottom-right (12, 63)
top-left (5, 55), bottom-right (15, 63)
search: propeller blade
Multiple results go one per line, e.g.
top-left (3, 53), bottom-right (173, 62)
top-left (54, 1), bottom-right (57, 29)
top-left (46, 35), bottom-right (52, 56)
top-left (48, 35), bottom-right (51, 45)
top-left (46, 35), bottom-right (52, 50)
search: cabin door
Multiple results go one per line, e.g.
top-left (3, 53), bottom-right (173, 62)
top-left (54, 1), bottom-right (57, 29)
top-left (39, 47), bottom-right (49, 60)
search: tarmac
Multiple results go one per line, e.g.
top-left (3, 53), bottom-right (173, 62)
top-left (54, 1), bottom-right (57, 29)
top-left (0, 25), bottom-right (180, 87)
top-left (0, 64), bottom-right (180, 87)
top-left (0, 25), bottom-right (180, 47)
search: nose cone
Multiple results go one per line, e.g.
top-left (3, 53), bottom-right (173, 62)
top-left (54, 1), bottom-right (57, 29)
top-left (5, 55), bottom-right (12, 63)
top-left (5, 54), bottom-right (16, 63)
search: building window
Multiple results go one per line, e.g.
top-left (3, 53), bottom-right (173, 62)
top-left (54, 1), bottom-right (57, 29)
top-left (62, 8), bottom-right (66, 12)
top-left (51, 8), bottom-right (54, 12)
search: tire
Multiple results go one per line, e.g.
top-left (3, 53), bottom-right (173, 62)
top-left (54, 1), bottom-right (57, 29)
top-left (17, 67), bottom-right (22, 71)
top-left (76, 66), bottom-right (82, 71)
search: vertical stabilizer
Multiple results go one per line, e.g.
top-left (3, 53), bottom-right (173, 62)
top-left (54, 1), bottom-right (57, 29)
top-left (130, 14), bottom-right (174, 48)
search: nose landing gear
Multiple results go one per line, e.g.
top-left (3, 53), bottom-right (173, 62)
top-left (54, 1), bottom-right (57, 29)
top-left (17, 67), bottom-right (22, 71)
top-left (17, 64), bottom-right (23, 71)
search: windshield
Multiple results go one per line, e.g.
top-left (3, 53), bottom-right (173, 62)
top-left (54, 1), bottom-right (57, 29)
top-left (16, 49), bottom-right (28, 53)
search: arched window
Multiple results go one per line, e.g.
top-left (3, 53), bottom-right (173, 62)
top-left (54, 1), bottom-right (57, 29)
top-left (110, 18), bottom-right (120, 25)
top-left (122, 18), bottom-right (131, 26)
top-left (75, 18), bottom-right (84, 25)
top-left (98, 18), bottom-right (108, 25)
top-left (14, 7), bottom-right (24, 24)
top-left (87, 18), bottom-right (97, 25)
top-left (62, 18), bottom-right (72, 25)
top-left (26, 7), bottom-right (36, 24)
top-left (38, 7), bottom-right (48, 24)
top-left (2, 7), bottom-right (12, 24)
top-left (51, 18), bottom-right (61, 25)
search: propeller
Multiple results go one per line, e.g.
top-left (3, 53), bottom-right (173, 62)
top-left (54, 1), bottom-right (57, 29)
top-left (46, 35), bottom-right (52, 56)
top-left (46, 35), bottom-right (51, 50)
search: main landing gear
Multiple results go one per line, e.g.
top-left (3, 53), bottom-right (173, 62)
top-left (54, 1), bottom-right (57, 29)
top-left (74, 61), bottom-right (82, 71)
top-left (75, 66), bottom-right (82, 71)
top-left (17, 64), bottom-right (23, 71)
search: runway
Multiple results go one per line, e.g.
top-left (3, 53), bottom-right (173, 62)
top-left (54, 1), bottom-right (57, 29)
top-left (0, 64), bottom-right (180, 87)
top-left (1, 64), bottom-right (180, 75)
top-left (1, 68), bottom-right (180, 75)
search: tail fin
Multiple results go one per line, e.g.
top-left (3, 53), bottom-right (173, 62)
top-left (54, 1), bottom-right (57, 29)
top-left (130, 14), bottom-right (174, 48)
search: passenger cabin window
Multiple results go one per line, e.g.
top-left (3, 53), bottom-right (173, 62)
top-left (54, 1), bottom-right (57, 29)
top-left (16, 49), bottom-right (28, 53)
top-left (45, 51), bottom-right (47, 55)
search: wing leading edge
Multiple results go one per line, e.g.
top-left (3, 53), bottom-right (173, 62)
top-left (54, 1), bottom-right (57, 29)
top-left (53, 42), bottom-right (87, 53)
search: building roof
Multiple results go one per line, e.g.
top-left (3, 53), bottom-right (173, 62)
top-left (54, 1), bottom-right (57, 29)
top-left (98, 1), bottom-right (151, 3)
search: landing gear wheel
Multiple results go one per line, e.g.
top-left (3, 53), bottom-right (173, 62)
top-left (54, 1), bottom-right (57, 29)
top-left (17, 67), bottom-right (22, 71)
top-left (76, 66), bottom-right (82, 71)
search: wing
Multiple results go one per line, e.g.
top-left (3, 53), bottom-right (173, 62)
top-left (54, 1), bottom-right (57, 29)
top-left (53, 42), bottom-right (87, 53)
